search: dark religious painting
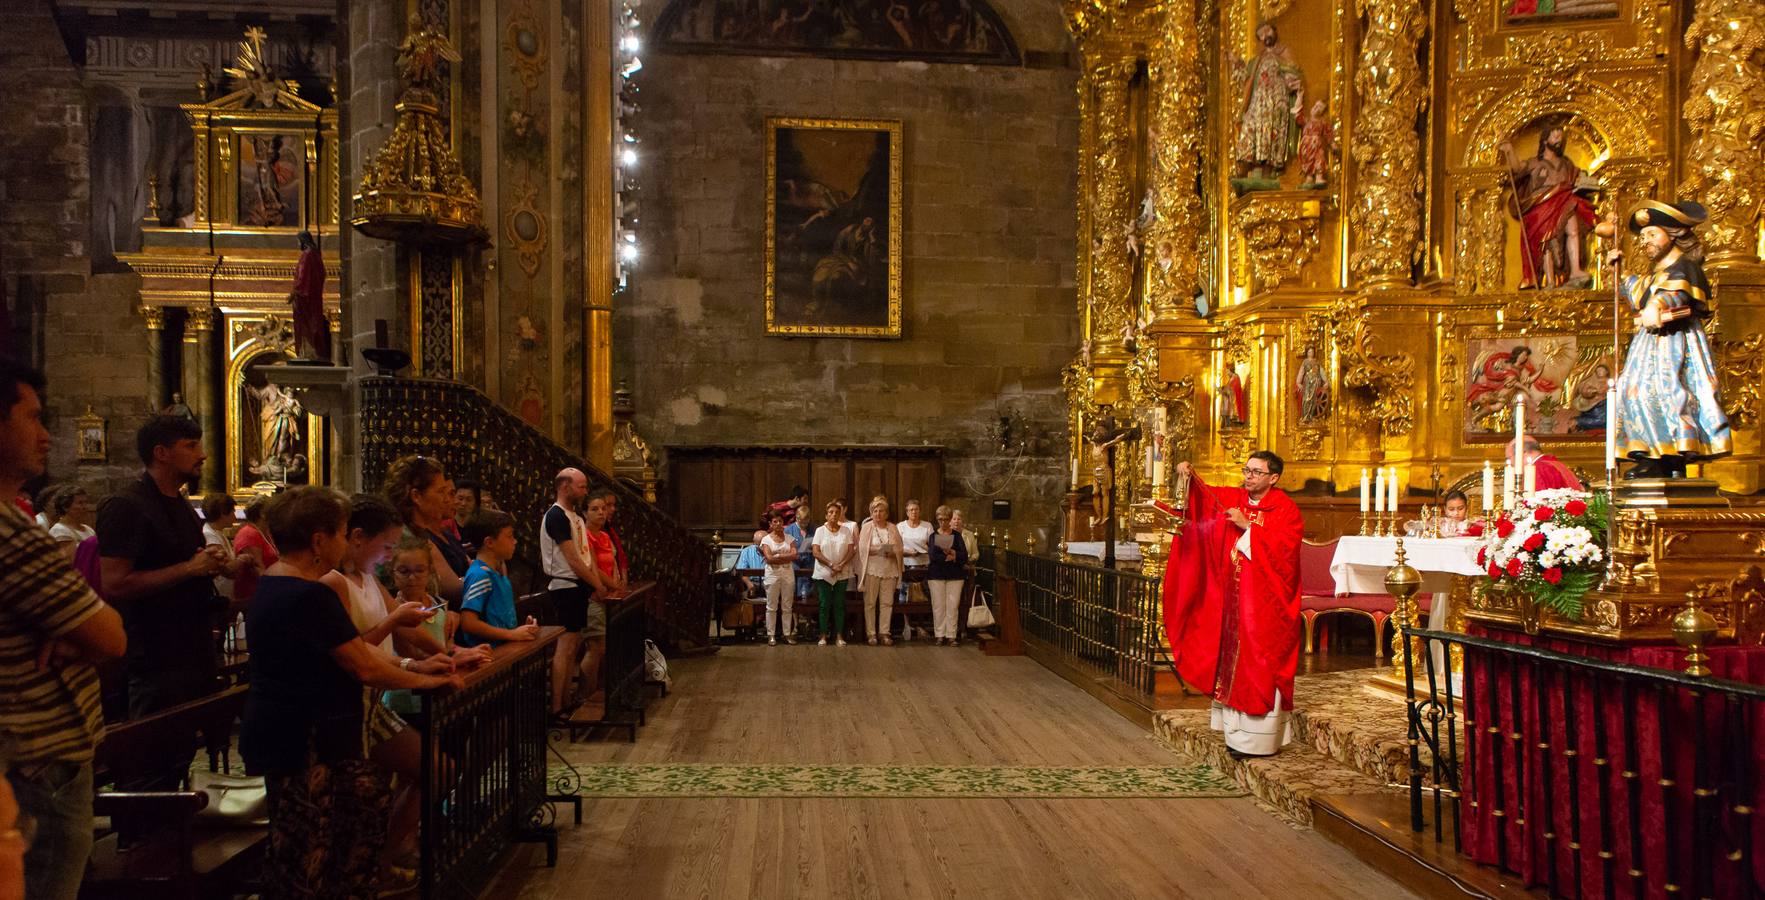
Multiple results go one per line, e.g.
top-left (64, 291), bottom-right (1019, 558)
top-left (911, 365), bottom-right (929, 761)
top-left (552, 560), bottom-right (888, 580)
top-left (765, 118), bottom-right (902, 338)
top-left (237, 133), bottom-right (305, 227)
top-left (654, 0), bottom-right (1019, 65)
top-left (1503, 0), bottom-right (1618, 23)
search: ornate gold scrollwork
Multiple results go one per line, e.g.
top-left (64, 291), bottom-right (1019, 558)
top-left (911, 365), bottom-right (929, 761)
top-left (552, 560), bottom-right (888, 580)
top-left (1084, 54), bottom-right (1141, 354)
top-left (1232, 193), bottom-right (1324, 293)
top-left (1145, 0), bottom-right (1204, 319)
top-left (1719, 334), bottom-right (1764, 428)
top-left (1348, 0), bottom-right (1427, 289)
top-left (1679, 0), bottom-right (1765, 269)
top-left (1330, 299), bottom-right (1416, 439)
top-left (1452, 183), bottom-right (1507, 295)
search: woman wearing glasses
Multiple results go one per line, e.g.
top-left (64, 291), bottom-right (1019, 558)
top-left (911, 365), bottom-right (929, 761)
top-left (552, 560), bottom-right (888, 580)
top-left (1163, 452), bottom-right (1303, 758)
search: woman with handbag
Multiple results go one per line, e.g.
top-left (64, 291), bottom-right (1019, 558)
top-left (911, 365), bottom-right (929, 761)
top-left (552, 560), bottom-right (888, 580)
top-left (853, 496), bottom-right (902, 646)
top-left (925, 506), bottom-right (968, 646)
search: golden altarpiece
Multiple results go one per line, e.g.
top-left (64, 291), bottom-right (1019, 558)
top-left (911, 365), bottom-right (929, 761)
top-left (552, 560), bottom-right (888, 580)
top-left (1065, 0), bottom-right (1765, 645)
top-left (117, 29), bottom-right (342, 499)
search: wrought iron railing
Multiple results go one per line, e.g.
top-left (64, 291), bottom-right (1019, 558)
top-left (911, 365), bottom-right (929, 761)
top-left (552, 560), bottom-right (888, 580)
top-left (416, 629), bottom-right (562, 900)
top-left (1000, 550), bottom-right (1162, 701)
top-left (1402, 625), bottom-right (1765, 899)
top-left (359, 376), bottom-right (715, 654)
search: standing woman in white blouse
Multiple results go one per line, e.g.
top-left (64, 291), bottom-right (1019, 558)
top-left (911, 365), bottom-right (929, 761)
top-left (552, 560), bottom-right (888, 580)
top-left (854, 496), bottom-right (903, 646)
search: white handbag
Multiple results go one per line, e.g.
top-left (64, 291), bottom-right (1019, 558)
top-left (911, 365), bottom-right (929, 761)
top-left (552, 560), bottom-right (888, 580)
top-left (966, 587), bottom-right (996, 630)
top-left (189, 769), bottom-right (269, 826)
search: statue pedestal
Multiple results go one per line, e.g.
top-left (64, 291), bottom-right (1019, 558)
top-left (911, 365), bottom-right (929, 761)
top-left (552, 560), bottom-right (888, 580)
top-left (261, 363), bottom-right (352, 418)
top-left (1465, 478), bottom-right (1765, 645)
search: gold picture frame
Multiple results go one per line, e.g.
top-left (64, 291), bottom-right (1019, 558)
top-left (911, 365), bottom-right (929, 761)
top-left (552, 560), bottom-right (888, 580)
top-left (74, 406), bottom-right (106, 462)
top-left (764, 117), bottom-right (902, 338)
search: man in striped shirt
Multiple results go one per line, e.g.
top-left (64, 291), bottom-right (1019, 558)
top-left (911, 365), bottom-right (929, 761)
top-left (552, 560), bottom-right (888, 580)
top-left (0, 359), bottom-right (127, 900)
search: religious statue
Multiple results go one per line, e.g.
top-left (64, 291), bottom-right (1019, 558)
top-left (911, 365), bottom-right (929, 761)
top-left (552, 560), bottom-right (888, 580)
top-left (1296, 101), bottom-right (1333, 190)
top-left (160, 392), bottom-right (195, 422)
top-left (290, 230), bottom-right (330, 362)
top-left (1500, 124), bottom-right (1599, 289)
top-left (1606, 200), bottom-right (1731, 479)
top-left (1295, 347), bottom-right (1329, 422)
top-left (1221, 365), bottom-right (1249, 427)
top-left (398, 14), bottom-right (461, 92)
top-left (1231, 22), bottom-right (1304, 191)
top-left (250, 380), bottom-right (304, 479)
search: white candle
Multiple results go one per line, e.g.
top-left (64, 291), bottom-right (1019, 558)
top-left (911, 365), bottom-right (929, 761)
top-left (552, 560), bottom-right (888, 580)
top-left (1605, 380), bottom-right (1618, 467)
top-left (1386, 467), bottom-right (1399, 514)
top-left (1071, 455), bottom-right (1080, 487)
top-left (1502, 465), bottom-right (1515, 507)
top-left (1374, 468), bottom-right (1386, 514)
top-left (1481, 460), bottom-right (1494, 511)
top-left (1513, 393), bottom-right (1526, 475)
top-left (1524, 461), bottom-right (1537, 500)
top-left (1360, 468), bottom-right (1370, 513)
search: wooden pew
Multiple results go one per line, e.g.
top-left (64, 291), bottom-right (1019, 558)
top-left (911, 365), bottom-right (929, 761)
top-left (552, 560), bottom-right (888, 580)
top-left (80, 684), bottom-right (264, 900)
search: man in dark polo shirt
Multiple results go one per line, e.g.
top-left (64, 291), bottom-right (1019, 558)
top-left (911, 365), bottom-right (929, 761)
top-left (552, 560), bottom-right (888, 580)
top-left (97, 415), bottom-right (246, 720)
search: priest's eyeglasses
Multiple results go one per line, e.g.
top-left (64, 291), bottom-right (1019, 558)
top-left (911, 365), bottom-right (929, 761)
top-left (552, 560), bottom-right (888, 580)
top-left (1241, 467), bottom-right (1273, 477)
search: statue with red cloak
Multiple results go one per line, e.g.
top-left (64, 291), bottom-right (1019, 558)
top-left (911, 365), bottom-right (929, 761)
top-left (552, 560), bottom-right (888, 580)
top-left (1162, 452), bottom-right (1304, 757)
top-left (290, 230), bottom-right (330, 362)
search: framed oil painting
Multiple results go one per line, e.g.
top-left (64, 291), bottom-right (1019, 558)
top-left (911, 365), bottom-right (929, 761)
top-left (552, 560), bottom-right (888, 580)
top-left (765, 118), bottom-right (902, 338)
top-left (237, 132), bottom-right (305, 228)
top-left (1463, 335), bottom-right (1611, 441)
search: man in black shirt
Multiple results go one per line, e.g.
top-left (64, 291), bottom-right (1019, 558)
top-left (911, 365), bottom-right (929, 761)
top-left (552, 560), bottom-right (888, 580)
top-left (97, 416), bottom-right (250, 720)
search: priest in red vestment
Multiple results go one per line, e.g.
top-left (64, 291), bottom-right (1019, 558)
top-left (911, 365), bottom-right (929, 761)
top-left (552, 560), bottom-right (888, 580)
top-left (1507, 436), bottom-right (1584, 491)
top-left (1162, 451), bottom-right (1304, 757)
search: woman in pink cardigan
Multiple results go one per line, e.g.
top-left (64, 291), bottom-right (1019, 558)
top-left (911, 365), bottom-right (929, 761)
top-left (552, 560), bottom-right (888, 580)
top-left (854, 496), bottom-right (903, 646)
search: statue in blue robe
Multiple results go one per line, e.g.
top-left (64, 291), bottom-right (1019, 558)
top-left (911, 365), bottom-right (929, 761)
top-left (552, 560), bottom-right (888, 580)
top-left (1609, 200), bottom-right (1731, 479)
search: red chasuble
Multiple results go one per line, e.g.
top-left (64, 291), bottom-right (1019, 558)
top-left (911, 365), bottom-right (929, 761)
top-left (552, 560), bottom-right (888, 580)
top-left (1531, 453), bottom-right (1583, 491)
top-left (1161, 473), bottom-right (1303, 716)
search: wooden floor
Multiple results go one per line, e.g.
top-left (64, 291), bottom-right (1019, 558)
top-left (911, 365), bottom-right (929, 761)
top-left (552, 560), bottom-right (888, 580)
top-left (481, 643), bottom-right (1423, 900)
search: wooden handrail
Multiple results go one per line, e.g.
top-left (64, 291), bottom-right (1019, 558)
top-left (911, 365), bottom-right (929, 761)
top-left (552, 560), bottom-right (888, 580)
top-left (425, 625), bottom-right (565, 693)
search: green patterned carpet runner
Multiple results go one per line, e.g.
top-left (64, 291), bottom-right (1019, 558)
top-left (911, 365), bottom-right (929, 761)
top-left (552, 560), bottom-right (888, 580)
top-left (550, 763), bottom-right (1244, 799)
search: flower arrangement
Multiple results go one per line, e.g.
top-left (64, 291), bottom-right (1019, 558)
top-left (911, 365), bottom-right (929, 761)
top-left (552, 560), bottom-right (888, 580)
top-left (1469, 488), bottom-right (1609, 619)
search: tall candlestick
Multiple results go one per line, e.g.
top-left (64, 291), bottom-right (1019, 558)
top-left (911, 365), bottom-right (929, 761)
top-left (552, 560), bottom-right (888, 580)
top-left (1374, 469), bottom-right (1386, 514)
top-left (1360, 468), bottom-right (1370, 513)
top-left (1604, 380), bottom-right (1618, 468)
top-left (1481, 460), bottom-right (1494, 512)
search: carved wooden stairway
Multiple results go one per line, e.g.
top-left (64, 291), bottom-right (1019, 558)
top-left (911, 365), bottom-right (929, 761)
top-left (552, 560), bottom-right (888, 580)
top-left (358, 376), bottom-right (715, 655)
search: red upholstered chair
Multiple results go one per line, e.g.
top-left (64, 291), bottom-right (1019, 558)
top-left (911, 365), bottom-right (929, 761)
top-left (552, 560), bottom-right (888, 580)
top-left (1297, 538), bottom-right (1431, 660)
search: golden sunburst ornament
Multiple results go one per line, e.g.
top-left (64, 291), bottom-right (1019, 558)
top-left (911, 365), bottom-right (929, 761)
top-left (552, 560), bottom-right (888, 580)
top-left (223, 26), bottom-right (281, 107)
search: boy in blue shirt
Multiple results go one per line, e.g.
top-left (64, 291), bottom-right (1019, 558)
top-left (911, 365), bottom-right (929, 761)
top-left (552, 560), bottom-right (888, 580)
top-left (458, 509), bottom-right (539, 648)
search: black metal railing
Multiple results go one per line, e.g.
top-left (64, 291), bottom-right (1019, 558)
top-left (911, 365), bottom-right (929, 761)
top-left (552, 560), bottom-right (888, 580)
top-left (1402, 625), bottom-right (1765, 899)
top-left (416, 629), bottom-right (563, 900)
top-left (359, 376), bottom-right (715, 655)
top-left (1000, 550), bottom-right (1162, 701)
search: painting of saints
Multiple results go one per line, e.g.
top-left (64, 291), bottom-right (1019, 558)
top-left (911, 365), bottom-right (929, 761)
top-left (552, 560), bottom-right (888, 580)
top-left (238, 134), bottom-right (304, 227)
top-left (1506, 0), bottom-right (1618, 23)
top-left (1466, 345), bottom-right (1559, 415)
top-left (1571, 362), bottom-right (1611, 433)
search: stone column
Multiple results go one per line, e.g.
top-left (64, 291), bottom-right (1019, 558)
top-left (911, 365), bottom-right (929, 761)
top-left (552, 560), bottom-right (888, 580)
top-left (187, 304), bottom-right (222, 494)
top-left (341, 0), bottom-right (405, 488)
top-left (1680, 0), bottom-right (1765, 272)
top-left (1145, 0), bottom-right (1203, 320)
top-left (142, 306), bottom-right (167, 411)
top-left (1348, 0), bottom-right (1428, 291)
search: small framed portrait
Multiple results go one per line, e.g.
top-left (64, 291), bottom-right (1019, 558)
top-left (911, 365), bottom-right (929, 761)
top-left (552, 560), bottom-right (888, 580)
top-left (74, 407), bottom-right (106, 462)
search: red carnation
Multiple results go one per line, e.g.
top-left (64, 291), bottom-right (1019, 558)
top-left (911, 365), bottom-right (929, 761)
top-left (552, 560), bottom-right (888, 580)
top-left (1523, 533), bottom-right (1544, 552)
top-left (1534, 507), bottom-right (1555, 522)
top-left (1476, 547), bottom-right (1487, 566)
top-left (1542, 567), bottom-right (1563, 585)
top-left (1488, 563), bottom-right (1502, 579)
top-left (1465, 522), bottom-right (1484, 537)
top-left (1565, 500), bottom-right (1588, 516)
top-left (1506, 558), bottom-right (1524, 577)
top-left (1495, 518), bottom-right (1515, 537)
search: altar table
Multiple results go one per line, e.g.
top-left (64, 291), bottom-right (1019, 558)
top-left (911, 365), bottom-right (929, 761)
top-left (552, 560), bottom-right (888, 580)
top-left (1329, 535), bottom-right (1481, 631)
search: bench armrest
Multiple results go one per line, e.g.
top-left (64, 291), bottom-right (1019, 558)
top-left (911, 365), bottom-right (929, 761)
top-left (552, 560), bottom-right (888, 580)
top-left (94, 791), bottom-right (209, 820)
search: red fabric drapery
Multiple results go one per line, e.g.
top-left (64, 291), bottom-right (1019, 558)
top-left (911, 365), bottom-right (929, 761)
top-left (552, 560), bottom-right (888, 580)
top-left (1460, 624), bottom-right (1765, 898)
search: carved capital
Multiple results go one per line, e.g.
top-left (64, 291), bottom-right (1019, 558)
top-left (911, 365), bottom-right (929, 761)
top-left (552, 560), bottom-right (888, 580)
top-left (185, 305), bottom-right (215, 332)
top-left (140, 306), bottom-right (165, 330)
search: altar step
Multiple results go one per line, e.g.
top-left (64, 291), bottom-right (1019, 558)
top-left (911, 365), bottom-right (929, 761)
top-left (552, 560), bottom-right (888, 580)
top-left (1287, 668), bottom-right (1436, 786)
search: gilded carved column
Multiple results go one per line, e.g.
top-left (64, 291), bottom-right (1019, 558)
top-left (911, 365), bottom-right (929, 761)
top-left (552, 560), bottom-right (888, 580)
top-left (1085, 52), bottom-right (1140, 362)
top-left (1145, 0), bottom-right (1203, 318)
top-left (1679, 0), bottom-right (1765, 271)
top-left (142, 306), bottom-right (167, 411)
top-left (186, 305), bottom-right (222, 494)
top-left (1348, 0), bottom-right (1427, 290)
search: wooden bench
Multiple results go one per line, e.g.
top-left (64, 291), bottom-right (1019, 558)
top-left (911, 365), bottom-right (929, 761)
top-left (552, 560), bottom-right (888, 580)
top-left (80, 684), bottom-right (265, 900)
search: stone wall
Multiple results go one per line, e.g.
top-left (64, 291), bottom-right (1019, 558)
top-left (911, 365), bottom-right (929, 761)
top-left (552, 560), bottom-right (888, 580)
top-left (619, 1), bottom-right (1080, 534)
top-left (0, 0), bottom-right (150, 493)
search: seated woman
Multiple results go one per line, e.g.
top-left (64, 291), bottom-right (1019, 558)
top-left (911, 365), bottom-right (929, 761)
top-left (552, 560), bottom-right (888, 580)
top-left (240, 486), bottom-right (462, 900)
